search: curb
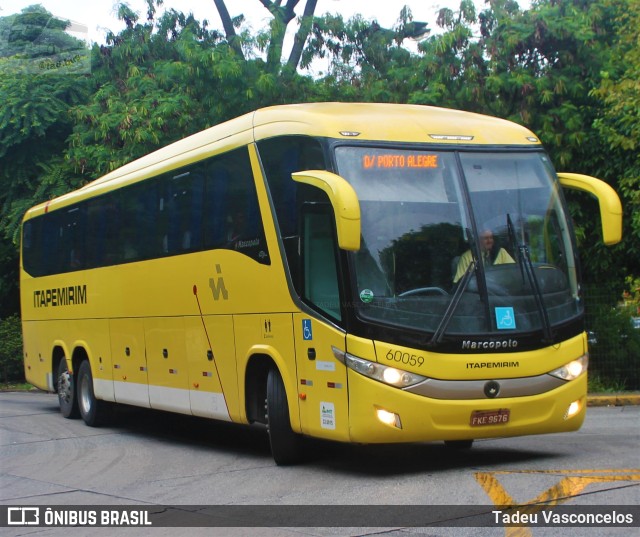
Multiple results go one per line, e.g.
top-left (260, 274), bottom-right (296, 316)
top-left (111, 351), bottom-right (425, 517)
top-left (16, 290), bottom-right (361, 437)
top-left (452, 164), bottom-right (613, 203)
top-left (587, 394), bottom-right (640, 407)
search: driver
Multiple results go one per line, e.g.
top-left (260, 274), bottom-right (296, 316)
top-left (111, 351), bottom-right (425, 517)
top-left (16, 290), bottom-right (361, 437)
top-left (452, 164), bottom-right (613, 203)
top-left (453, 229), bottom-right (514, 283)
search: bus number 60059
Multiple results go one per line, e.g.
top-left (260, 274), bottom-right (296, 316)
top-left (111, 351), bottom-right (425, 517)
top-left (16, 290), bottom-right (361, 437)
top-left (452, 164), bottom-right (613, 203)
top-left (386, 350), bottom-right (425, 367)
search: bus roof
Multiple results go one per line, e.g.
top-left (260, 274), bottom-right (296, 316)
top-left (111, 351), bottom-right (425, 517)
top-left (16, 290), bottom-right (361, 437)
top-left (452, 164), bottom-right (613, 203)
top-left (24, 103), bottom-right (541, 218)
top-left (252, 103), bottom-right (539, 146)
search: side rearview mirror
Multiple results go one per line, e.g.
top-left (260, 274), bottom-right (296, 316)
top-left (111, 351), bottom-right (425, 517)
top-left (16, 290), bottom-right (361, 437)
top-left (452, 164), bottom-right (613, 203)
top-left (557, 172), bottom-right (623, 245)
top-left (291, 170), bottom-right (361, 251)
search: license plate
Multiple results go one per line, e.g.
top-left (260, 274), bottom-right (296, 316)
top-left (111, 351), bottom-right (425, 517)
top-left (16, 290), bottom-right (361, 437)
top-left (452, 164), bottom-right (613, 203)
top-left (470, 408), bottom-right (510, 427)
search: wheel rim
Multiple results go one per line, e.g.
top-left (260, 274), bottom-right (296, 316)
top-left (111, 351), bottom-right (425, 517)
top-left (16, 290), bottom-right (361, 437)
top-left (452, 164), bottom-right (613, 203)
top-left (58, 369), bottom-right (72, 404)
top-left (79, 373), bottom-right (91, 415)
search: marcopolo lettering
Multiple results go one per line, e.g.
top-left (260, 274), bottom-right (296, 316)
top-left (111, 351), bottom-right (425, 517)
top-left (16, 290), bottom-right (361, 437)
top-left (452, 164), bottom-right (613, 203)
top-left (33, 285), bottom-right (87, 308)
top-left (462, 339), bottom-right (518, 350)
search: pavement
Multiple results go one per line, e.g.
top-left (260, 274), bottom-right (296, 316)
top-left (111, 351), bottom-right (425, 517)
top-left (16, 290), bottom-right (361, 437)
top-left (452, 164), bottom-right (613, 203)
top-left (587, 393), bottom-right (640, 406)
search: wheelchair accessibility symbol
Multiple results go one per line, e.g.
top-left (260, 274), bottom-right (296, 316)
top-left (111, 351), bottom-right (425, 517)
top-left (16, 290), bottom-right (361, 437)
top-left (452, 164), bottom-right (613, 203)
top-left (302, 319), bottom-right (313, 340)
top-left (495, 307), bottom-right (516, 330)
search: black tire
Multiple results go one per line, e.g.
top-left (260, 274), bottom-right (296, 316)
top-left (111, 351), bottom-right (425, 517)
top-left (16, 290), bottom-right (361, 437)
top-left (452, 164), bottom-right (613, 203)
top-left (77, 360), bottom-right (111, 427)
top-left (266, 368), bottom-right (303, 465)
top-left (444, 439), bottom-right (474, 450)
top-left (57, 357), bottom-right (79, 419)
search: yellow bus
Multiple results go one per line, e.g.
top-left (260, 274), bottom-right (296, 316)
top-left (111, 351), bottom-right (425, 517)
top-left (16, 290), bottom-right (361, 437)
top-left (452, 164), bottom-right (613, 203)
top-left (20, 103), bottom-right (622, 464)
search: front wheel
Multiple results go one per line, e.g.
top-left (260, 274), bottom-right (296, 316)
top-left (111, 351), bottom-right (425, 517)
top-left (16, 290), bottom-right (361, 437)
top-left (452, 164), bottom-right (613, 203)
top-left (77, 360), bottom-right (111, 427)
top-left (266, 368), bottom-right (303, 465)
top-left (444, 439), bottom-right (474, 450)
top-left (57, 357), bottom-right (79, 419)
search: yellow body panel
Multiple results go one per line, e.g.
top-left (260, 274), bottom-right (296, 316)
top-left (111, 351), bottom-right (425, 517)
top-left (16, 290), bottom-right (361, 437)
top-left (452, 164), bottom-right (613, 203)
top-left (184, 315), bottom-right (237, 420)
top-left (110, 318), bottom-right (148, 407)
top-left (347, 370), bottom-right (586, 443)
top-left (293, 314), bottom-right (350, 441)
top-left (233, 313), bottom-right (298, 427)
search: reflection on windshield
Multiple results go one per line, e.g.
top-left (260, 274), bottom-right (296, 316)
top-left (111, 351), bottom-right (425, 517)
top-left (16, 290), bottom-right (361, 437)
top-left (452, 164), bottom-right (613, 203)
top-left (334, 147), bottom-right (581, 337)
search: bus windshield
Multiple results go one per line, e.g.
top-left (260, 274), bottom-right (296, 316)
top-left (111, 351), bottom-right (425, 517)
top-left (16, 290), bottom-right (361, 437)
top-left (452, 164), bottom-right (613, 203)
top-left (334, 146), bottom-right (581, 337)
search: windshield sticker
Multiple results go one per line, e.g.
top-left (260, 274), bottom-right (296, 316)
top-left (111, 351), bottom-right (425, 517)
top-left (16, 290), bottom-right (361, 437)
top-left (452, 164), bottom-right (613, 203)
top-left (359, 289), bottom-right (374, 303)
top-left (495, 307), bottom-right (516, 330)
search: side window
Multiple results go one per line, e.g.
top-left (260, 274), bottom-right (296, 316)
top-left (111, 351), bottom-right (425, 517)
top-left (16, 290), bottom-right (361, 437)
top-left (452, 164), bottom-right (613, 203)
top-left (85, 195), bottom-right (120, 268)
top-left (22, 219), bottom-right (41, 276)
top-left (258, 136), bottom-right (326, 237)
top-left (23, 210), bottom-right (76, 276)
top-left (204, 147), bottom-right (270, 264)
top-left (164, 169), bottom-right (205, 255)
top-left (22, 145), bottom-right (270, 274)
top-left (21, 221), bottom-right (34, 273)
top-left (120, 181), bottom-right (160, 262)
top-left (60, 206), bottom-right (85, 271)
top-left (257, 136), bottom-right (327, 291)
top-left (22, 218), bottom-right (46, 277)
top-left (302, 207), bottom-right (341, 321)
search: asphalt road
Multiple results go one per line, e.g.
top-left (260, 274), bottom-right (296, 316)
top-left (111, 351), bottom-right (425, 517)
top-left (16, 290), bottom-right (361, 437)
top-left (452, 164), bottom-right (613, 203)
top-left (1, 390), bottom-right (638, 536)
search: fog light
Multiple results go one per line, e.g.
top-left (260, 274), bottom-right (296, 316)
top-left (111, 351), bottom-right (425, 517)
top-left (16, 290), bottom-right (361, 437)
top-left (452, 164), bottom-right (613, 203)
top-left (565, 400), bottom-right (581, 420)
top-left (376, 408), bottom-right (402, 429)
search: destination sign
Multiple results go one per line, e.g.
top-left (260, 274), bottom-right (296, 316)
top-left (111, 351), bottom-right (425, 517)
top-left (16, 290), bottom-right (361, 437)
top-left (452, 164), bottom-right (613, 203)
top-left (362, 154), bottom-right (439, 169)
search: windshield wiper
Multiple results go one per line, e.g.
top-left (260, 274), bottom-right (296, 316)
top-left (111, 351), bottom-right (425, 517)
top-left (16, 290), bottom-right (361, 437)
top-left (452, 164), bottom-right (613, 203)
top-left (507, 214), bottom-right (553, 342)
top-left (427, 228), bottom-right (480, 347)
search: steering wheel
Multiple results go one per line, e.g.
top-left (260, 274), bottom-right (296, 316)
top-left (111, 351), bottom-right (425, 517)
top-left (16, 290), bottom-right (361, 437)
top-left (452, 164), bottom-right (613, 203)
top-left (398, 287), bottom-right (448, 297)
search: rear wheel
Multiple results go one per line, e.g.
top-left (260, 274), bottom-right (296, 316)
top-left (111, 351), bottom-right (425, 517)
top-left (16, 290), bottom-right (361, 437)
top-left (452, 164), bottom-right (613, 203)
top-left (77, 360), bottom-right (111, 427)
top-left (266, 368), bottom-right (303, 465)
top-left (57, 357), bottom-right (79, 419)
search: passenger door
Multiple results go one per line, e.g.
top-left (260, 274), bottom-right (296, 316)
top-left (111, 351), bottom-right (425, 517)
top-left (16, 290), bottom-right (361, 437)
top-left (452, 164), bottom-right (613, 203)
top-left (294, 207), bottom-right (349, 441)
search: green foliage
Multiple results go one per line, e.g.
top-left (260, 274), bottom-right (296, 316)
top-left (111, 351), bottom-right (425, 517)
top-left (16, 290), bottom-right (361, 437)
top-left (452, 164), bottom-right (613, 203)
top-left (0, 5), bottom-right (92, 316)
top-left (0, 7), bottom-right (91, 243)
top-left (587, 373), bottom-right (627, 394)
top-left (589, 0), bottom-right (640, 280)
top-left (0, 315), bottom-right (24, 384)
top-left (67, 10), bottom-right (228, 177)
top-left (0, 4), bottom-right (83, 60)
top-left (584, 290), bottom-right (640, 390)
top-left (66, 5), bottom-right (320, 180)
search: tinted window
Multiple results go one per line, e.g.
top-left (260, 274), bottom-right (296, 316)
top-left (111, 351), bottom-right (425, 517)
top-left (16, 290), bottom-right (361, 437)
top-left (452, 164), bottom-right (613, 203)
top-left (22, 146), bottom-right (269, 276)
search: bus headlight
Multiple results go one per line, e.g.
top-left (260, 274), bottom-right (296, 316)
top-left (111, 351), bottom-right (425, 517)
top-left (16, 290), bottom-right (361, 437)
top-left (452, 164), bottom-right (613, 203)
top-left (332, 347), bottom-right (426, 388)
top-left (549, 354), bottom-right (588, 381)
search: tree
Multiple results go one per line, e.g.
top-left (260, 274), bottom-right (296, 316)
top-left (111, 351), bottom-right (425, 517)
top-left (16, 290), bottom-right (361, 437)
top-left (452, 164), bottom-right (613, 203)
top-left (0, 314), bottom-right (23, 383)
top-left (65, 1), bottom-right (324, 180)
top-left (212, 0), bottom-right (319, 72)
top-left (305, 6), bottom-right (430, 103)
top-left (0, 5), bottom-right (91, 316)
top-left (67, 4), bottom-right (232, 177)
top-left (590, 0), bottom-right (640, 280)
